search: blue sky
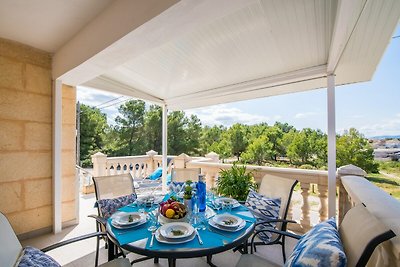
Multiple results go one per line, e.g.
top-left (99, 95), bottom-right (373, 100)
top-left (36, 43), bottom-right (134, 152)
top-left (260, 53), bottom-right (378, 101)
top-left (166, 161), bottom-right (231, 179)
top-left (77, 26), bottom-right (400, 138)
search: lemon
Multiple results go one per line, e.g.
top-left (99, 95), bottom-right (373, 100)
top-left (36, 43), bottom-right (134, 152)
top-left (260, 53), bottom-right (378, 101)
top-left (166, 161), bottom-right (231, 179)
top-left (165, 208), bottom-right (175, 219)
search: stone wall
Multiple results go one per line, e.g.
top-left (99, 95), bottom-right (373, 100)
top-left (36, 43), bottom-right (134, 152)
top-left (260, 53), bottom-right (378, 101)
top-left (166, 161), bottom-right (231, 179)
top-left (0, 38), bottom-right (77, 236)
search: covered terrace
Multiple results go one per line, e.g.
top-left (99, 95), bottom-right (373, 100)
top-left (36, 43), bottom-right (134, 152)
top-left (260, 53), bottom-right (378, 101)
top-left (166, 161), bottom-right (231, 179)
top-left (0, 0), bottom-right (399, 266)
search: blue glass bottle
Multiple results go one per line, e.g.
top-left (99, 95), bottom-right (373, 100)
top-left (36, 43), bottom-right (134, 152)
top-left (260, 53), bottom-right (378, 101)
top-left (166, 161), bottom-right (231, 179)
top-left (197, 174), bottom-right (206, 212)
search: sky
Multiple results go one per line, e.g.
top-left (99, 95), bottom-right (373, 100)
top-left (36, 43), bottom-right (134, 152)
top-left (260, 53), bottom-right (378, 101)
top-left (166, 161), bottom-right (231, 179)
top-left (77, 26), bottom-right (400, 138)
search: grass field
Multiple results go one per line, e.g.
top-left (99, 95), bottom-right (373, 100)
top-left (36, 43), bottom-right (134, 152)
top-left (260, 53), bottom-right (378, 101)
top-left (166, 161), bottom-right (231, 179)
top-left (366, 173), bottom-right (400, 200)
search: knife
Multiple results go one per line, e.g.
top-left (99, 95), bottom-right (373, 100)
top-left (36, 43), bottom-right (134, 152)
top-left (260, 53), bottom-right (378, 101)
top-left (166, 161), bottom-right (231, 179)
top-left (195, 229), bottom-right (203, 245)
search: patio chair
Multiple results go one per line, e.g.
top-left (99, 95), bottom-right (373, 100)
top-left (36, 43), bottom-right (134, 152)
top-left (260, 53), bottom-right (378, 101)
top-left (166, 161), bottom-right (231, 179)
top-left (90, 173), bottom-right (138, 266)
top-left (236, 203), bottom-right (396, 267)
top-left (171, 168), bottom-right (201, 183)
top-left (236, 175), bottom-right (298, 261)
top-left (0, 212), bottom-right (130, 267)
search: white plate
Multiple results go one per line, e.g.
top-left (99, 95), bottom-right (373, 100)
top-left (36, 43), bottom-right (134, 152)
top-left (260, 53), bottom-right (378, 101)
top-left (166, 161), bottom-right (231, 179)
top-left (111, 218), bottom-right (147, 229)
top-left (159, 222), bottom-right (194, 239)
top-left (209, 218), bottom-right (246, 232)
top-left (214, 198), bottom-right (240, 208)
top-left (113, 212), bottom-right (145, 226)
top-left (212, 214), bottom-right (243, 228)
top-left (155, 228), bottom-right (196, 244)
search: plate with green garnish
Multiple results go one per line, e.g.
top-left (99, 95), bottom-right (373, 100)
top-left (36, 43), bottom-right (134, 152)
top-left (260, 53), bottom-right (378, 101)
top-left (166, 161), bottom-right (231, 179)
top-left (212, 214), bottom-right (243, 228)
top-left (159, 222), bottom-right (194, 240)
top-left (112, 212), bottom-right (145, 226)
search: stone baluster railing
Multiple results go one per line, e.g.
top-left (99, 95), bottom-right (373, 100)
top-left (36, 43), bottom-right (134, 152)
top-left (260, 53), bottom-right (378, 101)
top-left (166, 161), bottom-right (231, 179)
top-left (186, 153), bottom-right (329, 233)
top-left (92, 150), bottom-right (159, 178)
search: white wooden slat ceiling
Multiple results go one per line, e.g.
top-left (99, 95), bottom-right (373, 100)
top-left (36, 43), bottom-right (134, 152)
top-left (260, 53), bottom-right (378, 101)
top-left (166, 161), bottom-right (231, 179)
top-left (103, 0), bottom-right (335, 100)
top-left (81, 0), bottom-right (400, 110)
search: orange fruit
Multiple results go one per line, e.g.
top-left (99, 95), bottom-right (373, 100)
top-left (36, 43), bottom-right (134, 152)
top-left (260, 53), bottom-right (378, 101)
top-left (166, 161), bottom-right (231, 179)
top-left (165, 208), bottom-right (175, 219)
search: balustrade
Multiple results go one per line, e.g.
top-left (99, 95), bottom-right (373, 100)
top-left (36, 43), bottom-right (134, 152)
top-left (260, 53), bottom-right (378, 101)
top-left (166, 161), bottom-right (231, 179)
top-left (92, 151), bottom-right (373, 235)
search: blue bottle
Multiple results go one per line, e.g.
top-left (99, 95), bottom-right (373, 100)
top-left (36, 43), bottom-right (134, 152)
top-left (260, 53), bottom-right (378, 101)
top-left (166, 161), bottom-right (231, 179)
top-left (196, 174), bottom-right (206, 212)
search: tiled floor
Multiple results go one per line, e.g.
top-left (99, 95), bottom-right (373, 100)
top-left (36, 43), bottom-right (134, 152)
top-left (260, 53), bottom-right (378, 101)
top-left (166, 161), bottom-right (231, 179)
top-left (22, 190), bottom-right (296, 267)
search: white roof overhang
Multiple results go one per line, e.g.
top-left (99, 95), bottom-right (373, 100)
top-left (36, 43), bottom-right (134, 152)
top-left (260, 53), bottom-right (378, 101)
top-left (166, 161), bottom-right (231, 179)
top-left (53, 0), bottom-right (400, 110)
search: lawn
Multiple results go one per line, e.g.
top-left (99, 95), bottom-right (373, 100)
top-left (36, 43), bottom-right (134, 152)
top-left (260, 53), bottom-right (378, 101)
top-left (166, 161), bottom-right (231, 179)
top-left (366, 173), bottom-right (400, 200)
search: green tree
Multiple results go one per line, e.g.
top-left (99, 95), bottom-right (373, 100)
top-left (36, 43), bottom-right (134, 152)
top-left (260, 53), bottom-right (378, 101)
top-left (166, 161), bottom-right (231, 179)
top-left (168, 111), bottom-right (188, 155)
top-left (143, 105), bottom-right (162, 152)
top-left (241, 135), bottom-right (274, 165)
top-left (200, 125), bottom-right (225, 154)
top-left (114, 100), bottom-right (146, 155)
top-left (229, 123), bottom-right (248, 160)
top-left (285, 128), bottom-right (324, 166)
top-left (185, 115), bottom-right (202, 155)
top-left (337, 128), bottom-right (379, 173)
top-left (265, 126), bottom-right (284, 161)
top-left (79, 104), bottom-right (108, 166)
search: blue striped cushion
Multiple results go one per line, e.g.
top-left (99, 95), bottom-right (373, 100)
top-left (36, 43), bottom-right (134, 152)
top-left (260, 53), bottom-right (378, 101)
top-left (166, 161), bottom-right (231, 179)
top-left (97, 193), bottom-right (137, 219)
top-left (17, 246), bottom-right (60, 267)
top-left (285, 218), bottom-right (347, 267)
top-left (245, 190), bottom-right (281, 242)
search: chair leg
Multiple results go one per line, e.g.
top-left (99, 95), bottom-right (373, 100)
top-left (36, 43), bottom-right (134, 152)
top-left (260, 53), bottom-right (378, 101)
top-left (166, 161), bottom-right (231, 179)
top-left (95, 236), bottom-right (100, 267)
top-left (281, 237), bottom-right (287, 263)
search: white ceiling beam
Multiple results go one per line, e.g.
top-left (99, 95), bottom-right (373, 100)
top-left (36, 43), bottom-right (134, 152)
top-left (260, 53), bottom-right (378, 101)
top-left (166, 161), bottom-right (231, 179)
top-left (166, 65), bottom-right (327, 108)
top-left (83, 76), bottom-right (164, 105)
top-left (52, 0), bottom-right (179, 84)
top-left (327, 0), bottom-right (368, 74)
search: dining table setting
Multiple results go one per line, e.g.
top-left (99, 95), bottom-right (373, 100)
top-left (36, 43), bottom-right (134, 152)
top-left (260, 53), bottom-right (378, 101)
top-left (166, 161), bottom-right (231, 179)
top-left (106, 191), bottom-right (256, 267)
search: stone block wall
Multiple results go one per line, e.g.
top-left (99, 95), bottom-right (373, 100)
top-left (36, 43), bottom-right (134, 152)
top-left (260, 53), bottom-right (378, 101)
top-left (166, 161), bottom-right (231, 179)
top-left (0, 38), bottom-right (77, 236)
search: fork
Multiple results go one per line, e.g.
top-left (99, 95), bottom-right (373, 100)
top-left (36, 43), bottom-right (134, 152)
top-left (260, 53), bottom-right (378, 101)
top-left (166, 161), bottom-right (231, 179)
top-left (149, 230), bottom-right (156, 247)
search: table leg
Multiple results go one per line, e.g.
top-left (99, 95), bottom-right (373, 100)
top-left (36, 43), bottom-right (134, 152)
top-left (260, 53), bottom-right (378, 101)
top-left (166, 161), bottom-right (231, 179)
top-left (107, 239), bottom-right (116, 261)
top-left (243, 239), bottom-right (249, 254)
top-left (207, 255), bottom-right (218, 267)
top-left (168, 258), bottom-right (176, 267)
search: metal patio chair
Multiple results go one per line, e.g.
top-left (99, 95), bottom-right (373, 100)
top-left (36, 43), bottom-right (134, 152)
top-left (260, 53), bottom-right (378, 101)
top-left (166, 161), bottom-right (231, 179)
top-left (0, 212), bottom-right (130, 267)
top-left (236, 175), bottom-right (298, 261)
top-left (89, 173), bottom-right (138, 266)
top-left (236, 204), bottom-right (396, 267)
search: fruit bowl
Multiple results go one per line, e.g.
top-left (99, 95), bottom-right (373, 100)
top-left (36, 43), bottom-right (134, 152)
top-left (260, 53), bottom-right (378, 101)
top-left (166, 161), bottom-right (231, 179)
top-left (159, 197), bottom-right (188, 224)
top-left (159, 213), bottom-right (188, 224)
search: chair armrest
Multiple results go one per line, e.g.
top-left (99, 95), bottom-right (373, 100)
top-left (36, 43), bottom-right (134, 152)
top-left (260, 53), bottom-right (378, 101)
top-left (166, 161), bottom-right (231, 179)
top-left (41, 232), bottom-right (106, 252)
top-left (255, 218), bottom-right (297, 227)
top-left (88, 214), bottom-right (107, 226)
top-left (251, 228), bottom-right (301, 249)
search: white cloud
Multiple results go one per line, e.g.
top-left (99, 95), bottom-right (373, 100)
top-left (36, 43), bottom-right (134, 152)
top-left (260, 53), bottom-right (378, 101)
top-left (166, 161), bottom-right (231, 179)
top-left (294, 112), bottom-right (316, 119)
top-left (187, 105), bottom-right (278, 127)
top-left (77, 86), bottom-right (128, 125)
top-left (359, 113), bottom-right (400, 137)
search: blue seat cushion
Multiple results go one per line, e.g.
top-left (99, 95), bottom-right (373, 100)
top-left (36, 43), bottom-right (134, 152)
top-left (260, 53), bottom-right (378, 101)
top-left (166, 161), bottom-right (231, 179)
top-left (285, 218), bottom-right (347, 267)
top-left (148, 167), bottom-right (163, 180)
top-left (245, 189), bottom-right (281, 242)
top-left (97, 193), bottom-right (137, 219)
top-left (17, 246), bottom-right (60, 267)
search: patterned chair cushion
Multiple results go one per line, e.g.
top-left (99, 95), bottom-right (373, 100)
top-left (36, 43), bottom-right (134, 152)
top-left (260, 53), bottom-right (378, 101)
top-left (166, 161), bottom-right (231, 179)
top-left (97, 193), bottom-right (137, 219)
top-left (169, 181), bottom-right (197, 194)
top-left (245, 190), bottom-right (281, 242)
top-left (17, 246), bottom-right (60, 267)
top-left (285, 218), bottom-right (347, 267)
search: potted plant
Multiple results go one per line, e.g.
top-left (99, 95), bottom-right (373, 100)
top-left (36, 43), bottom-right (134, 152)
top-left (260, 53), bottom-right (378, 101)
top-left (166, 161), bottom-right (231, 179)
top-left (183, 180), bottom-right (194, 213)
top-left (216, 163), bottom-right (256, 202)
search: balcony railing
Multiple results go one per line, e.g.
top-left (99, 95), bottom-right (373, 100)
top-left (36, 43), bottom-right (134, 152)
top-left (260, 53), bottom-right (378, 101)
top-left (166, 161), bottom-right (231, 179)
top-left (90, 151), bottom-right (400, 266)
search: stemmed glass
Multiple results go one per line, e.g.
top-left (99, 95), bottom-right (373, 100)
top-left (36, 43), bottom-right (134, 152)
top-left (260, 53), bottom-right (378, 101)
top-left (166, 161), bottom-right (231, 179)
top-left (147, 200), bottom-right (159, 232)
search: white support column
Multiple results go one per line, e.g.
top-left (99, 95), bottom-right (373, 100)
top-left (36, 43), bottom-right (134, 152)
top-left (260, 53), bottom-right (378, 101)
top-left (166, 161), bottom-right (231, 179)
top-left (327, 74), bottom-right (336, 218)
top-left (52, 80), bottom-right (62, 233)
top-left (161, 104), bottom-right (168, 193)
